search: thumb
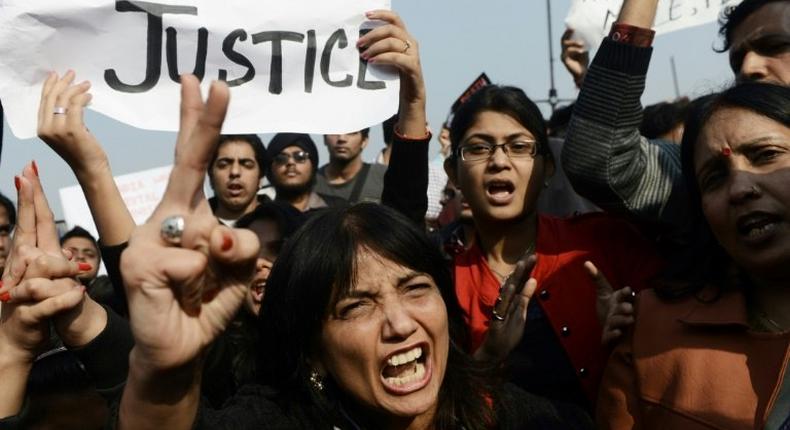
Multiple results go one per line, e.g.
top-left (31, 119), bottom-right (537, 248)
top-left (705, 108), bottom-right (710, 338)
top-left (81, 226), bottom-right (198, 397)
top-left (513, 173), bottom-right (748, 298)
top-left (585, 260), bottom-right (613, 298)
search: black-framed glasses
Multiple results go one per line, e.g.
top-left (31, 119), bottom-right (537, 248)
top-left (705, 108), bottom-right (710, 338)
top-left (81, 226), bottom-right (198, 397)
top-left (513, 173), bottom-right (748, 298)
top-left (457, 140), bottom-right (538, 163)
top-left (273, 151), bottom-right (310, 165)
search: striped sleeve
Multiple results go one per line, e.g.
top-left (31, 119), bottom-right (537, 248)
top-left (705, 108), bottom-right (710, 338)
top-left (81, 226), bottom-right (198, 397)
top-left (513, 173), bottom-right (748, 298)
top-left (562, 38), bottom-right (683, 224)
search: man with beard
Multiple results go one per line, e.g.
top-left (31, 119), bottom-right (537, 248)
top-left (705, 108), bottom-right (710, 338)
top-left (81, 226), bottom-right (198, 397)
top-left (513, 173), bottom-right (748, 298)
top-left (208, 134), bottom-right (269, 226)
top-left (266, 133), bottom-right (346, 212)
top-left (316, 129), bottom-right (388, 204)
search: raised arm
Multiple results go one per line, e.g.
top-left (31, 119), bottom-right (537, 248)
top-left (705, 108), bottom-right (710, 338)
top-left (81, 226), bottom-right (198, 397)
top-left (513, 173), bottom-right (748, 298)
top-left (37, 71), bottom-right (135, 247)
top-left (359, 10), bottom-right (430, 225)
top-left (118, 76), bottom-right (259, 430)
top-left (561, 0), bottom-right (689, 233)
top-left (0, 163), bottom-right (102, 421)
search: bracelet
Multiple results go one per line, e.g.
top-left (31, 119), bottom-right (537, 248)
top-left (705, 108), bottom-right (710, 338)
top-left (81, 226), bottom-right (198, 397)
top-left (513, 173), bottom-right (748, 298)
top-left (608, 22), bottom-right (655, 48)
top-left (394, 124), bottom-right (432, 141)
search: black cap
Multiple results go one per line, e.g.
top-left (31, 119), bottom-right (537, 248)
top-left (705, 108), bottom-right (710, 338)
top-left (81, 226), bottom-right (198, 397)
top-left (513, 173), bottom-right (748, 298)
top-left (265, 133), bottom-right (319, 180)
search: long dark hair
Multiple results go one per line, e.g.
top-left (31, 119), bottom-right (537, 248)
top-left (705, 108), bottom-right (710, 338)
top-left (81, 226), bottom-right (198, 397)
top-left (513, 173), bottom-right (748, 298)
top-left (257, 203), bottom-right (497, 428)
top-left (656, 81), bottom-right (790, 300)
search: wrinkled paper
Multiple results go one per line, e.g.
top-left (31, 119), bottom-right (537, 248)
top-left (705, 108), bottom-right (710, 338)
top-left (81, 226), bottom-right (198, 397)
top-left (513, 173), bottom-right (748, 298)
top-left (565, 0), bottom-right (743, 51)
top-left (0, 0), bottom-right (398, 139)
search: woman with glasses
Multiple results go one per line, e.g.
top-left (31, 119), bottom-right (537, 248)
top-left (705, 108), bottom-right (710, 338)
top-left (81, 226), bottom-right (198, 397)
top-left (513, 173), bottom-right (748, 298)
top-left (443, 85), bottom-right (663, 412)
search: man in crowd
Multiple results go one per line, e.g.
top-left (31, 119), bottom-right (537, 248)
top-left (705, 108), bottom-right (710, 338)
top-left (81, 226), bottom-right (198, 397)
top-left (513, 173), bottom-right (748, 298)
top-left (265, 133), bottom-right (346, 212)
top-left (562, 0), bottom-right (789, 246)
top-left (60, 226), bottom-right (116, 311)
top-left (0, 192), bottom-right (15, 275)
top-left (208, 134), bottom-right (269, 226)
top-left (315, 129), bottom-right (388, 204)
top-left (640, 98), bottom-right (690, 143)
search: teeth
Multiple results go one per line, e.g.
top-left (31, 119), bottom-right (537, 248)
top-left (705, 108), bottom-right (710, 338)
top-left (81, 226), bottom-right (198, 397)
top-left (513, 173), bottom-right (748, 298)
top-left (385, 362), bottom-right (426, 387)
top-left (746, 222), bottom-right (775, 238)
top-left (386, 346), bottom-right (422, 367)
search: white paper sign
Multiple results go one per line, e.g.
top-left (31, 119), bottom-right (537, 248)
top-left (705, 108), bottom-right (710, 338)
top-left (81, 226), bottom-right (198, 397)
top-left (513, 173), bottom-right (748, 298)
top-left (0, 0), bottom-right (398, 139)
top-left (565, 0), bottom-right (743, 51)
top-left (59, 164), bottom-right (173, 239)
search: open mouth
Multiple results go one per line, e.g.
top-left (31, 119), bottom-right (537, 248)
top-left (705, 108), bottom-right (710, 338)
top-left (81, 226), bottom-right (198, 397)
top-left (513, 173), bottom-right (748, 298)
top-left (250, 280), bottom-right (265, 303)
top-left (380, 344), bottom-right (431, 394)
top-left (736, 212), bottom-right (782, 242)
top-left (227, 183), bottom-right (245, 196)
top-left (485, 180), bottom-right (515, 205)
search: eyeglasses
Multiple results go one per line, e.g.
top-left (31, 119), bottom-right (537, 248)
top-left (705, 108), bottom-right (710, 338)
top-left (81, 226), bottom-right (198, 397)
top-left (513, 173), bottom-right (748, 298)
top-left (273, 151), bottom-right (310, 165)
top-left (456, 140), bottom-right (538, 163)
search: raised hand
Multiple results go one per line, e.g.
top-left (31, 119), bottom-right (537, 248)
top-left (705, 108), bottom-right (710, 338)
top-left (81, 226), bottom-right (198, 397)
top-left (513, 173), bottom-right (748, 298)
top-left (474, 254), bottom-right (538, 363)
top-left (358, 10), bottom-right (427, 137)
top-left (36, 70), bottom-right (135, 246)
top-left (37, 71), bottom-right (107, 175)
top-left (561, 28), bottom-right (589, 88)
top-left (120, 76), bottom-right (260, 373)
top-left (0, 164), bottom-right (93, 418)
top-left (585, 261), bottom-right (636, 345)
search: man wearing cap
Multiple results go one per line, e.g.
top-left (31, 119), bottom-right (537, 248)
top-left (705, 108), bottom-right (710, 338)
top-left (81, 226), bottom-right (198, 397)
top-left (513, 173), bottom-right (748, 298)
top-left (266, 133), bottom-right (346, 212)
top-left (0, 192), bottom-right (15, 275)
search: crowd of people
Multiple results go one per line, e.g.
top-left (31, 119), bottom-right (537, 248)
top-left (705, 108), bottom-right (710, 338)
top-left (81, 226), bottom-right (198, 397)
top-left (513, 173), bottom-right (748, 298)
top-left (0, 0), bottom-right (788, 428)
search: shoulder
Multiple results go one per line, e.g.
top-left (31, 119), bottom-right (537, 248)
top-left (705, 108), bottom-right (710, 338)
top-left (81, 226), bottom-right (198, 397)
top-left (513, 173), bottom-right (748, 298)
top-left (367, 162), bottom-right (388, 177)
top-left (539, 212), bottom-right (644, 244)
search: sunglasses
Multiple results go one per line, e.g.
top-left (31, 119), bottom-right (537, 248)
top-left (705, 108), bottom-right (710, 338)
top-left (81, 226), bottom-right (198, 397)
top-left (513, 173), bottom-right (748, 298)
top-left (273, 150), bottom-right (311, 165)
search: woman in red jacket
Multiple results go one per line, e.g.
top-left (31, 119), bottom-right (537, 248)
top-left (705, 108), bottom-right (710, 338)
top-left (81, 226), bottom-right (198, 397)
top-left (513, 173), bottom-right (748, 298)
top-left (443, 84), bottom-right (663, 412)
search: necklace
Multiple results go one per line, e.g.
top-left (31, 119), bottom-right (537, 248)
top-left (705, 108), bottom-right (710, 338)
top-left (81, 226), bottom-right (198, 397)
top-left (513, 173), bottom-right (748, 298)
top-left (489, 242), bottom-right (536, 283)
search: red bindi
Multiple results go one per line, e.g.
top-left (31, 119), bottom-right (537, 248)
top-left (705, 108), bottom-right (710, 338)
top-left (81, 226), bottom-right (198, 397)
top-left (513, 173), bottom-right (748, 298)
top-left (721, 147), bottom-right (732, 157)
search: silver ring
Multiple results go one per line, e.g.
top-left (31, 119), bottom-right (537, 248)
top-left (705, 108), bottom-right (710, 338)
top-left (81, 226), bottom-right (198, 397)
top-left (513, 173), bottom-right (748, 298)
top-left (53, 106), bottom-right (67, 115)
top-left (491, 306), bottom-right (506, 321)
top-left (402, 39), bottom-right (411, 53)
top-left (160, 215), bottom-right (185, 246)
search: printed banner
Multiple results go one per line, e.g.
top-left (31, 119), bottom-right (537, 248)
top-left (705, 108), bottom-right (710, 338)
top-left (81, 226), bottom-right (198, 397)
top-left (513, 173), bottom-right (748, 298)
top-left (0, 0), bottom-right (398, 139)
top-left (565, 0), bottom-right (743, 50)
top-left (59, 164), bottom-right (172, 239)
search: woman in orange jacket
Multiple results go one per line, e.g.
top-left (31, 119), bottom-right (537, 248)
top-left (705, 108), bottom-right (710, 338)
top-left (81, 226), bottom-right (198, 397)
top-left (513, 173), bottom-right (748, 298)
top-left (598, 81), bottom-right (790, 429)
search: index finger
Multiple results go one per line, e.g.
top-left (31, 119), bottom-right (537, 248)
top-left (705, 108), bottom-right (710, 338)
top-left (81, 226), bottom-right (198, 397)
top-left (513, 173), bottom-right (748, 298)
top-left (22, 164), bottom-right (61, 254)
top-left (161, 78), bottom-right (230, 209)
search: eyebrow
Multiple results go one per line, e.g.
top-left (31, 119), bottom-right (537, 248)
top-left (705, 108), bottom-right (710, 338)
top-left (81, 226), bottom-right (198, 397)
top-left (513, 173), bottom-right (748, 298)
top-left (338, 271), bottom-right (426, 300)
top-left (464, 132), bottom-right (534, 142)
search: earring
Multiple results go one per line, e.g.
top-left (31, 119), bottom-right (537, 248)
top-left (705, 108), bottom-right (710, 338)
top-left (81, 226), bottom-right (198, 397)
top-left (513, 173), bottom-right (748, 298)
top-left (309, 369), bottom-right (324, 392)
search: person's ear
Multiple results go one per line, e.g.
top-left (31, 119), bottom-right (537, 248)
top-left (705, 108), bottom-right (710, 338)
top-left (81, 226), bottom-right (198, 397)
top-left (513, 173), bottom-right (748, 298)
top-left (444, 157), bottom-right (459, 187)
top-left (360, 134), bottom-right (369, 150)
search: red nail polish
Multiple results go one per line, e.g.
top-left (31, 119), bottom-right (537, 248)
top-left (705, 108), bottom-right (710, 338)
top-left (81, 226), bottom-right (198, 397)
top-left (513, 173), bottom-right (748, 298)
top-left (0, 291), bottom-right (10, 303)
top-left (78, 262), bottom-right (93, 271)
top-left (32, 160), bottom-right (39, 176)
top-left (221, 234), bottom-right (233, 252)
top-left (722, 147), bottom-right (732, 156)
top-left (14, 176), bottom-right (20, 191)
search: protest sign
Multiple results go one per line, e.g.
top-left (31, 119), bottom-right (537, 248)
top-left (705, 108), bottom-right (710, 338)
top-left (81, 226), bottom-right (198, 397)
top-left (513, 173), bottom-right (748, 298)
top-left (0, 0), bottom-right (398, 139)
top-left (565, 0), bottom-right (743, 51)
top-left (59, 164), bottom-right (172, 239)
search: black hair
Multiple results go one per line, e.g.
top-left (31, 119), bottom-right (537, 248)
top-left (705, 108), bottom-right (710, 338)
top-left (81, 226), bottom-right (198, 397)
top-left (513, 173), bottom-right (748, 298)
top-left (257, 203), bottom-right (497, 429)
top-left (382, 114), bottom-right (399, 145)
top-left (0, 192), bottom-right (15, 227)
top-left (717, 0), bottom-right (786, 52)
top-left (449, 85), bottom-right (550, 160)
top-left (236, 201), bottom-right (304, 246)
top-left (656, 81), bottom-right (790, 300)
top-left (359, 128), bottom-right (370, 139)
top-left (210, 134), bottom-right (268, 179)
top-left (640, 98), bottom-right (690, 140)
top-left (60, 226), bottom-right (101, 265)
